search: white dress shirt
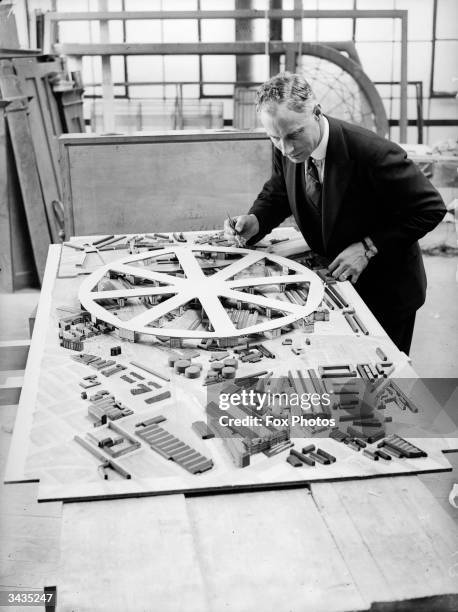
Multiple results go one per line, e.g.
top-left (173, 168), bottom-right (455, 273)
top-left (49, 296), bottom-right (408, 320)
top-left (307, 115), bottom-right (329, 184)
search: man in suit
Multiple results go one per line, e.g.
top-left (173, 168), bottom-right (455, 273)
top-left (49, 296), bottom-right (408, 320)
top-left (224, 73), bottom-right (446, 354)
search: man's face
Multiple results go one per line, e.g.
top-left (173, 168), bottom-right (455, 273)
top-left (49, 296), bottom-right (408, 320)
top-left (260, 102), bottom-right (322, 164)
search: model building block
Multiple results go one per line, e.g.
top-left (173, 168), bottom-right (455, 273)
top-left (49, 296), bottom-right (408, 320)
top-left (74, 435), bottom-right (132, 479)
top-left (130, 371), bottom-right (145, 380)
top-left (144, 390), bottom-right (171, 404)
top-left (136, 423), bottom-right (213, 474)
top-left (61, 339), bottom-right (84, 351)
top-left (174, 359), bottom-right (191, 374)
top-left (131, 384), bottom-right (150, 395)
top-left (316, 448), bottom-right (336, 463)
top-left (102, 364), bottom-right (126, 377)
top-left (309, 451), bottom-right (330, 465)
top-left (185, 365), bottom-right (201, 379)
top-left (287, 454), bottom-right (303, 467)
top-left (136, 415), bottom-right (167, 427)
top-left (192, 421), bottom-right (215, 440)
top-left (119, 328), bottom-right (137, 342)
top-left (290, 449), bottom-right (315, 466)
top-left (130, 361), bottom-right (170, 382)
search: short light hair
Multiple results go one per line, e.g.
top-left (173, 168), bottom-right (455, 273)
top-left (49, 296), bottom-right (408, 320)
top-left (255, 72), bottom-right (315, 113)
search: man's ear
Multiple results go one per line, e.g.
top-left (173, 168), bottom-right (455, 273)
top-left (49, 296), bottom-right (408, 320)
top-left (313, 104), bottom-right (322, 119)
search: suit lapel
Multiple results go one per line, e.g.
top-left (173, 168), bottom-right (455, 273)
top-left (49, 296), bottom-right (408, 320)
top-left (322, 117), bottom-right (354, 250)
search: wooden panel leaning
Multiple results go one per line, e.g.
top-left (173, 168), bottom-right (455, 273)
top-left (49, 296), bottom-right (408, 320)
top-left (59, 131), bottom-right (272, 237)
top-left (0, 60), bottom-right (52, 283)
top-left (12, 57), bottom-right (64, 243)
top-left (3, 101), bottom-right (50, 283)
top-left (0, 102), bottom-right (38, 291)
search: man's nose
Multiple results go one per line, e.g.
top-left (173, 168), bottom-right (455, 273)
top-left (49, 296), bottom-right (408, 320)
top-left (280, 139), bottom-right (294, 155)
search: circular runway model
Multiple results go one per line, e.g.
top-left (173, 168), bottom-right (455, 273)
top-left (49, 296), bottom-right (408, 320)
top-left (78, 245), bottom-right (324, 340)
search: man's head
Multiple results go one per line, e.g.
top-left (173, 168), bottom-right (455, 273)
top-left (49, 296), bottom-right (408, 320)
top-left (256, 72), bottom-right (323, 164)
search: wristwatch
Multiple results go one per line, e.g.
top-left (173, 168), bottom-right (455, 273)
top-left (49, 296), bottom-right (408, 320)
top-left (361, 237), bottom-right (378, 260)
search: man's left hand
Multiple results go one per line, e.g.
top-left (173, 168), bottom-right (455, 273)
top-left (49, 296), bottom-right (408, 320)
top-left (328, 242), bottom-right (369, 284)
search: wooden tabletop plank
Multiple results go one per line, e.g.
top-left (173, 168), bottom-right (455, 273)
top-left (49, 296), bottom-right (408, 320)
top-left (311, 477), bottom-right (458, 605)
top-left (311, 481), bottom-right (394, 606)
top-left (186, 488), bottom-right (367, 612)
top-left (0, 481), bottom-right (61, 591)
top-left (390, 476), bottom-right (458, 568)
top-left (58, 495), bottom-right (209, 612)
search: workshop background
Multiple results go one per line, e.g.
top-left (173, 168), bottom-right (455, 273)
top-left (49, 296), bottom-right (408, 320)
top-left (0, 2), bottom-right (457, 608)
top-left (1, 0), bottom-right (456, 374)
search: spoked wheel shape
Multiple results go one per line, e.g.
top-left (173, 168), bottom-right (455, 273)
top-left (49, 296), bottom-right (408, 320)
top-left (79, 245), bottom-right (324, 340)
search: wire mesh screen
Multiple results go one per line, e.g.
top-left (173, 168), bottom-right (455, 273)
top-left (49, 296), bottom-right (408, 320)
top-left (298, 55), bottom-right (377, 132)
top-left (234, 54), bottom-right (382, 133)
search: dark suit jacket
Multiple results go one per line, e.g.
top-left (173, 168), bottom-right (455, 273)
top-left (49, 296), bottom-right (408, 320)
top-left (248, 116), bottom-right (446, 320)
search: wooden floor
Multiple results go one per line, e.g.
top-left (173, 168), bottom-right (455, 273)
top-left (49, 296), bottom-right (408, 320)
top-left (1, 258), bottom-right (457, 604)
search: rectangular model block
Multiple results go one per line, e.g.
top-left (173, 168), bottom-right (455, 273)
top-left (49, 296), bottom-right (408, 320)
top-left (287, 454), bottom-right (303, 467)
top-left (144, 390), bottom-right (171, 404)
top-left (136, 423), bottom-right (213, 474)
top-left (192, 421), bottom-right (215, 439)
top-left (119, 328), bottom-right (137, 342)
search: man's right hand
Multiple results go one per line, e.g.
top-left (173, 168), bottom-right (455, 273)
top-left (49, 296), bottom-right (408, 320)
top-left (223, 214), bottom-right (259, 244)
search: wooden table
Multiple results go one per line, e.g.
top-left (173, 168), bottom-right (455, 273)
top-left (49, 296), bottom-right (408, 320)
top-left (4, 230), bottom-right (458, 612)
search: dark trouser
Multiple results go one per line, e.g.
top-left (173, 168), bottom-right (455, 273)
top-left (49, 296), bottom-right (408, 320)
top-left (375, 312), bottom-right (417, 355)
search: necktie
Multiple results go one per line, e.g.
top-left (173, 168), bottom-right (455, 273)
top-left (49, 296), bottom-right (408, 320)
top-left (306, 157), bottom-right (322, 212)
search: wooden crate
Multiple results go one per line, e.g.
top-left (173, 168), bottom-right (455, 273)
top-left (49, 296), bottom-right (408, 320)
top-left (59, 130), bottom-right (272, 238)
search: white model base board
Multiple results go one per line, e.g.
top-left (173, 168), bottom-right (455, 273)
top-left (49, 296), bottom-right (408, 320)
top-left (5, 237), bottom-right (456, 504)
top-left (29, 342), bottom-right (454, 503)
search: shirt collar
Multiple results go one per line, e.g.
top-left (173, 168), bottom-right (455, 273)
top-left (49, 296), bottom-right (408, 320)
top-left (310, 115), bottom-right (329, 161)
